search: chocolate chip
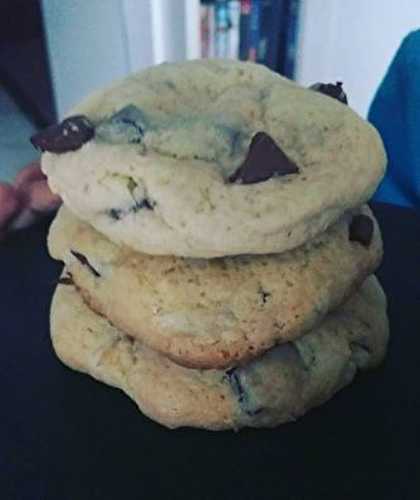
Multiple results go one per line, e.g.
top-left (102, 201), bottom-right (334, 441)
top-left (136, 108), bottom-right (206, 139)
top-left (229, 132), bottom-right (299, 184)
top-left (135, 199), bottom-right (155, 210)
top-left (258, 287), bottom-right (271, 305)
top-left (309, 81), bottom-right (348, 105)
top-left (225, 367), bottom-right (245, 402)
top-left (57, 274), bottom-right (74, 286)
top-left (96, 105), bottom-right (147, 144)
top-left (349, 214), bottom-right (374, 247)
top-left (108, 198), bottom-right (155, 221)
top-left (31, 115), bottom-right (94, 153)
top-left (70, 250), bottom-right (101, 277)
top-left (108, 208), bottom-right (123, 221)
top-left (225, 367), bottom-right (263, 417)
top-left (127, 177), bottom-right (138, 195)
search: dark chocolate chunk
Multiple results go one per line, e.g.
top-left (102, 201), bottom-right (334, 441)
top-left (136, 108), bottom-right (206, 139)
top-left (127, 178), bottom-right (155, 210)
top-left (134, 198), bottom-right (155, 211)
top-left (225, 367), bottom-right (264, 417)
top-left (57, 274), bottom-right (74, 286)
top-left (349, 214), bottom-right (374, 247)
top-left (258, 286), bottom-right (271, 304)
top-left (229, 132), bottom-right (299, 184)
top-left (108, 208), bottom-right (123, 221)
top-left (309, 81), bottom-right (348, 105)
top-left (70, 250), bottom-right (101, 277)
top-left (108, 198), bottom-right (155, 221)
top-left (96, 105), bottom-right (147, 144)
top-left (225, 367), bottom-right (245, 402)
top-left (31, 115), bottom-right (94, 153)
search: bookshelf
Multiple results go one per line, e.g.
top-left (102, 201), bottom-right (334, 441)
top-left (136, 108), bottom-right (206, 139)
top-left (41, 0), bottom-right (301, 119)
top-left (185, 0), bottom-right (302, 79)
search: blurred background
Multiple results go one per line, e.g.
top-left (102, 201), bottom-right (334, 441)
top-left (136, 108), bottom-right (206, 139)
top-left (1, 0), bottom-right (420, 182)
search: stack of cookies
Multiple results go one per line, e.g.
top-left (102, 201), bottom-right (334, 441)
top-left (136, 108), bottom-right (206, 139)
top-left (36, 60), bottom-right (389, 430)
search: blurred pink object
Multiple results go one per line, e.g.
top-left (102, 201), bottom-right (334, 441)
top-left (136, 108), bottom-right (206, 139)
top-left (0, 161), bottom-right (61, 238)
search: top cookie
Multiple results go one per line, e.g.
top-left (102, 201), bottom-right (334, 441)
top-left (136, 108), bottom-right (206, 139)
top-left (40, 59), bottom-right (386, 257)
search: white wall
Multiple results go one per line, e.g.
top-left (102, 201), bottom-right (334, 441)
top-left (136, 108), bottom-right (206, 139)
top-left (296, 0), bottom-right (420, 117)
top-left (151, 0), bottom-right (186, 63)
top-left (42, 0), bottom-right (130, 118)
top-left (42, 0), bottom-right (198, 119)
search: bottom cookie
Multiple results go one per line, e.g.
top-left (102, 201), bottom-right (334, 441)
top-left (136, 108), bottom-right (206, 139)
top-left (50, 276), bottom-right (388, 430)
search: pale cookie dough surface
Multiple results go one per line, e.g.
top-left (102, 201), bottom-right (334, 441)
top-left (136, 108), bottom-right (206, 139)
top-left (42, 59), bottom-right (386, 257)
top-left (50, 276), bottom-right (389, 430)
top-left (48, 205), bottom-right (382, 369)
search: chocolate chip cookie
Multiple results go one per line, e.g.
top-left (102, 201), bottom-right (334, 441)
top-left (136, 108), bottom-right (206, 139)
top-left (50, 276), bottom-right (389, 430)
top-left (48, 205), bottom-right (382, 369)
top-left (40, 59), bottom-right (386, 257)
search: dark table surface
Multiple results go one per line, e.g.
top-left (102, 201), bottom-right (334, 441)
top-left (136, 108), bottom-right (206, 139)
top-left (1, 203), bottom-right (419, 500)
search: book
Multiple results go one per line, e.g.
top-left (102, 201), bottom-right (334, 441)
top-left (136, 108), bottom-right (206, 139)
top-left (282, 0), bottom-right (300, 78)
top-left (258, 0), bottom-right (285, 69)
top-left (248, 0), bottom-right (261, 62)
top-left (239, 0), bottom-right (251, 60)
top-left (227, 0), bottom-right (241, 59)
top-left (215, 0), bottom-right (230, 58)
top-left (200, 3), bottom-right (216, 58)
top-left (253, 0), bottom-right (301, 76)
top-left (201, 0), bottom-right (301, 77)
top-left (200, 4), bottom-right (210, 58)
top-left (208, 4), bottom-right (216, 57)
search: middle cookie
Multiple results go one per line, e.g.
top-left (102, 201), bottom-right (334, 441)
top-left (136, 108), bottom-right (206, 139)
top-left (48, 206), bottom-right (382, 369)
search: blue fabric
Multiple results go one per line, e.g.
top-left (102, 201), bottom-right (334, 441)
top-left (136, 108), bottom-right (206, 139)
top-left (368, 30), bottom-right (420, 210)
